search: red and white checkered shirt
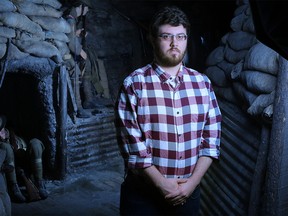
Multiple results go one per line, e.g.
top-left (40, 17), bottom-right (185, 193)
top-left (115, 63), bottom-right (222, 178)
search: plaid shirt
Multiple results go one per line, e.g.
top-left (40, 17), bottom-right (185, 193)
top-left (115, 63), bottom-right (222, 178)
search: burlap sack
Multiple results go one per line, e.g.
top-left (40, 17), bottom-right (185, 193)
top-left (9, 42), bottom-right (30, 60)
top-left (0, 43), bottom-right (6, 58)
top-left (206, 46), bottom-right (224, 66)
top-left (204, 65), bottom-right (230, 87)
top-left (240, 70), bottom-right (277, 94)
top-left (233, 4), bottom-right (248, 16)
top-left (13, 39), bottom-right (62, 62)
top-left (230, 60), bottom-right (244, 80)
top-left (0, 37), bottom-right (7, 43)
top-left (0, 0), bottom-right (16, 12)
top-left (30, 16), bottom-right (71, 33)
top-left (15, 30), bottom-right (44, 41)
top-left (217, 60), bottom-right (235, 77)
top-left (220, 33), bottom-right (229, 46)
top-left (230, 13), bottom-right (247, 32)
top-left (45, 31), bottom-right (70, 42)
top-left (0, 12), bottom-right (44, 38)
top-left (27, 0), bottom-right (62, 9)
top-left (232, 81), bottom-right (257, 106)
top-left (53, 39), bottom-right (70, 57)
top-left (227, 31), bottom-right (257, 51)
top-left (244, 42), bottom-right (279, 75)
top-left (262, 104), bottom-right (273, 121)
top-left (242, 16), bottom-right (255, 33)
top-left (247, 91), bottom-right (275, 116)
top-left (0, 26), bottom-right (16, 38)
top-left (224, 45), bottom-right (248, 64)
top-left (13, 1), bottom-right (62, 18)
top-left (213, 86), bottom-right (239, 105)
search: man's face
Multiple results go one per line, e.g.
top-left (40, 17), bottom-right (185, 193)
top-left (153, 24), bottom-right (187, 67)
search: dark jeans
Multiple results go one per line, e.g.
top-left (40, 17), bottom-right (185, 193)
top-left (120, 172), bottom-right (200, 216)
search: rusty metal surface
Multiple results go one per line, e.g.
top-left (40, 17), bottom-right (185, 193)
top-left (200, 98), bottom-right (261, 216)
top-left (66, 111), bottom-right (121, 173)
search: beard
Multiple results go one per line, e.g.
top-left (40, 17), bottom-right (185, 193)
top-left (154, 46), bottom-right (186, 67)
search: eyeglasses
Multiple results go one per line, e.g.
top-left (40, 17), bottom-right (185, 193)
top-left (158, 33), bottom-right (188, 41)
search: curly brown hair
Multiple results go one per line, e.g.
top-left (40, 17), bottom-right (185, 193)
top-left (149, 6), bottom-right (190, 39)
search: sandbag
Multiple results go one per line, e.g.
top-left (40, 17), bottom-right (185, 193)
top-left (224, 45), bottom-right (248, 64)
top-left (13, 1), bottom-right (62, 18)
top-left (242, 16), bottom-right (255, 33)
top-left (206, 46), bottom-right (224, 66)
top-left (230, 13), bottom-right (247, 32)
top-left (0, 26), bottom-right (16, 38)
top-left (15, 30), bottom-right (44, 41)
top-left (227, 31), bottom-right (257, 51)
top-left (233, 4), bottom-right (248, 16)
top-left (240, 70), bottom-right (277, 94)
top-left (0, 43), bottom-right (6, 58)
top-left (247, 91), bottom-right (275, 116)
top-left (9, 42), bottom-right (30, 60)
top-left (220, 33), bottom-right (229, 46)
top-left (0, 12), bottom-right (44, 38)
top-left (262, 104), bottom-right (273, 123)
top-left (244, 42), bottom-right (279, 75)
top-left (26, 0), bottom-right (62, 9)
top-left (29, 16), bottom-right (71, 33)
top-left (217, 60), bottom-right (235, 77)
top-left (0, 37), bottom-right (8, 43)
top-left (230, 60), bottom-right (244, 80)
top-left (244, 5), bottom-right (251, 16)
top-left (53, 39), bottom-right (70, 57)
top-left (45, 31), bottom-right (69, 42)
top-left (13, 39), bottom-right (62, 62)
top-left (213, 86), bottom-right (239, 105)
top-left (204, 65), bottom-right (230, 87)
top-left (0, 0), bottom-right (16, 12)
top-left (232, 81), bottom-right (257, 106)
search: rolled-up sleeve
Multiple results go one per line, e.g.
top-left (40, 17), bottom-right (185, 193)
top-left (114, 79), bottom-right (152, 169)
top-left (199, 80), bottom-right (222, 159)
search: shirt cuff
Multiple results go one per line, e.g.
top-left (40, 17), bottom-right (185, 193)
top-left (128, 155), bottom-right (153, 169)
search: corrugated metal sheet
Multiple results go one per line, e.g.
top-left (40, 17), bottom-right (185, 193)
top-left (200, 98), bottom-right (262, 215)
top-left (66, 111), bottom-right (121, 172)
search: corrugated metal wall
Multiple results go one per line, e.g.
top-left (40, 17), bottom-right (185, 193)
top-left (200, 98), bottom-right (262, 215)
top-left (66, 111), bottom-right (121, 172)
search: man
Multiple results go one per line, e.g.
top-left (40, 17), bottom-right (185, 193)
top-left (0, 115), bottom-right (48, 202)
top-left (114, 6), bottom-right (222, 216)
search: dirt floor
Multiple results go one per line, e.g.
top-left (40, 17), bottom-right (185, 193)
top-left (11, 162), bottom-right (124, 216)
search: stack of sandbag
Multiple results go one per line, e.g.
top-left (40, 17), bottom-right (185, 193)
top-left (204, 0), bottom-right (278, 121)
top-left (0, 0), bottom-right (71, 63)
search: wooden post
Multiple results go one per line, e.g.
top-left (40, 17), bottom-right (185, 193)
top-left (263, 56), bottom-right (288, 215)
top-left (248, 125), bottom-right (270, 216)
top-left (59, 66), bottom-right (67, 179)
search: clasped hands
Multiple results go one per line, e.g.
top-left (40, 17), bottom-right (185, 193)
top-left (160, 178), bottom-right (195, 206)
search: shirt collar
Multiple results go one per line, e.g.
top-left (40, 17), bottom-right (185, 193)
top-left (152, 62), bottom-right (185, 83)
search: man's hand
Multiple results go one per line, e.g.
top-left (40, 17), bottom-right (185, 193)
top-left (158, 177), bottom-right (187, 198)
top-left (165, 178), bottom-right (197, 206)
top-left (139, 156), bottom-right (212, 206)
top-left (165, 156), bottom-right (213, 206)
